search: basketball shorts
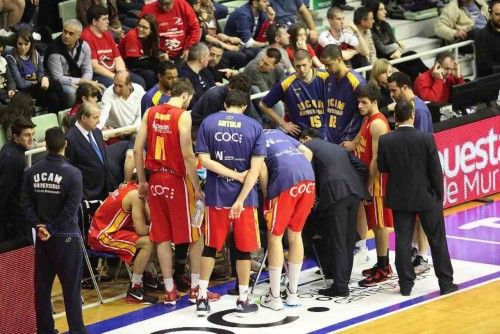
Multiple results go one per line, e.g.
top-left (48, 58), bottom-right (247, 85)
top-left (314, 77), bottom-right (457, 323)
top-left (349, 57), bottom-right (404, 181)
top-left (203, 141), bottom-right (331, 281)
top-left (364, 196), bottom-right (394, 229)
top-left (88, 228), bottom-right (139, 264)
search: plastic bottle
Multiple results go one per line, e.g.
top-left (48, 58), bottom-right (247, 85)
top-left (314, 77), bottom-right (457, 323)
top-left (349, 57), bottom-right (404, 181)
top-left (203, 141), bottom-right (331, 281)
top-left (191, 200), bottom-right (205, 228)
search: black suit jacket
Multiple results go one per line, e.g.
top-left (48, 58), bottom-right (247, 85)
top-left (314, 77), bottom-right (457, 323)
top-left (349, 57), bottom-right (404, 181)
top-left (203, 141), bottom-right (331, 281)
top-left (377, 126), bottom-right (444, 211)
top-left (65, 124), bottom-right (116, 200)
top-left (304, 139), bottom-right (370, 211)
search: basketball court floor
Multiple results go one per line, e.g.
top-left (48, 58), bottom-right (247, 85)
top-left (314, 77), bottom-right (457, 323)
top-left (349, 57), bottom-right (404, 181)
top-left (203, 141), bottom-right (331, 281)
top-left (54, 196), bottom-right (500, 333)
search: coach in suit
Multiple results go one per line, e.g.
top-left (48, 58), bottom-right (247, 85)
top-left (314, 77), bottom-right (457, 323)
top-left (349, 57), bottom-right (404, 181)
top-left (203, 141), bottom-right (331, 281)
top-left (377, 101), bottom-right (458, 296)
top-left (301, 129), bottom-right (370, 297)
top-left (66, 103), bottom-right (117, 200)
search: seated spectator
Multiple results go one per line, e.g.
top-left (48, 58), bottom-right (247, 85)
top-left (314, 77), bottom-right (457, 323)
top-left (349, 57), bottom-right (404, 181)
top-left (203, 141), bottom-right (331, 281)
top-left (81, 5), bottom-right (146, 88)
top-left (6, 28), bottom-right (66, 113)
top-left (256, 24), bottom-right (294, 74)
top-left (0, 0), bottom-right (24, 37)
top-left (414, 51), bottom-right (465, 104)
top-left (354, 6), bottom-right (377, 65)
top-left (366, 0), bottom-right (428, 82)
top-left (475, 0), bottom-right (500, 77)
top-left (435, 0), bottom-right (489, 44)
top-left (287, 23), bottom-right (323, 68)
top-left (369, 58), bottom-right (395, 118)
top-left (67, 83), bottom-right (100, 120)
top-left (269, 0), bottom-right (319, 41)
top-left (45, 19), bottom-right (104, 108)
top-left (140, 0), bottom-right (201, 62)
top-left (0, 40), bottom-right (15, 104)
top-left (77, 0), bottom-right (124, 38)
top-left (0, 92), bottom-right (34, 139)
top-left (141, 60), bottom-right (178, 115)
top-left (205, 43), bottom-right (237, 84)
top-left (100, 71), bottom-right (145, 133)
top-left (118, 14), bottom-right (160, 89)
top-left (318, 7), bottom-right (370, 69)
top-left (178, 42), bottom-right (215, 109)
top-left (202, 0), bottom-right (228, 20)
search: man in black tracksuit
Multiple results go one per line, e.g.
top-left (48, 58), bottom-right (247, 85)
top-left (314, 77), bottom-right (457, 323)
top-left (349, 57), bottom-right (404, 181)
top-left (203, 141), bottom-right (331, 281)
top-left (22, 127), bottom-right (86, 334)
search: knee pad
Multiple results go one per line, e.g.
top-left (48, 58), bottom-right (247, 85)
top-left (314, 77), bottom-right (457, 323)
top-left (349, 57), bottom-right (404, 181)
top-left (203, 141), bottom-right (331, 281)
top-left (236, 250), bottom-right (251, 261)
top-left (202, 246), bottom-right (217, 258)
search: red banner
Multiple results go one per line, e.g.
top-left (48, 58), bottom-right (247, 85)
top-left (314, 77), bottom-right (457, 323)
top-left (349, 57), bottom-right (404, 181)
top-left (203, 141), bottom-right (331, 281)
top-left (435, 115), bottom-right (500, 208)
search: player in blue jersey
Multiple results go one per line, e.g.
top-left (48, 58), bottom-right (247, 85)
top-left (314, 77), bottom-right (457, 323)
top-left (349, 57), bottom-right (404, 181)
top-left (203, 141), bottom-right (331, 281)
top-left (259, 129), bottom-right (315, 311)
top-left (320, 44), bottom-right (366, 145)
top-left (195, 90), bottom-right (266, 317)
top-left (259, 49), bottom-right (329, 137)
top-left (140, 61), bottom-right (178, 115)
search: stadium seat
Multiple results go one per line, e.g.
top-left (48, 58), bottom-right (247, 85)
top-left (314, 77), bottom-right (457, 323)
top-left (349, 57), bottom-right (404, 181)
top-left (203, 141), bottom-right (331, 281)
top-left (31, 113), bottom-right (60, 142)
top-left (58, 0), bottom-right (77, 23)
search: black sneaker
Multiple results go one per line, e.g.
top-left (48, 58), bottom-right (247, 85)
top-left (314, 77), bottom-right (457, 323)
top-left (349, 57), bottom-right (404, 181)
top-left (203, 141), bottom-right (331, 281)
top-left (196, 298), bottom-right (211, 317)
top-left (440, 283), bottom-right (459, 295)
top-left (235, 298), bottom-right (258, 317)
top-left (125, 284), bottom-right (159, 304)
top-left (143, 272), bottom-right (165, 292)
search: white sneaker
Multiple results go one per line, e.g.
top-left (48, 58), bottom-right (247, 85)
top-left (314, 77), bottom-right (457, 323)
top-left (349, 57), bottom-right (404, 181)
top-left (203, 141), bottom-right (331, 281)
top-left (32, 32), bottom-right (41, 41)
top-left (285, 286), bottom-right (298, 306)
top-left (413, 256), bottom-right (431, 275)
top-left (260, 290), bottom-right (284, 311)
top-left (353, 247), bottom-right (370, 267)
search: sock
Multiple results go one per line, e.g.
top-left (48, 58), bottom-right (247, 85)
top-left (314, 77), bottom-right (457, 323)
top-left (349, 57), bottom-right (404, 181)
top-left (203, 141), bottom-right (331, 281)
top-left (377, 255), bottom-right (389, 268)
top-left (199, 279), bottom-right (209, 299)
top-left (145, 262), bottom-right (156, 274)
top-left (268, 266), bottom-right (281, 298)
top-left (131, 273), bottom-right (143, 287)
top-left (356, 240), bottom-right (367, 249)
top-left (163, 278), bottom-right (174, 292)
top-left (239, 285), bottom-right (249, 301)
top-left (191, 273), bottom-right (200, 289)
top-left (418, 250), bottom-right (428, 260)
top-left (287, 262), bottom-right (302, 294)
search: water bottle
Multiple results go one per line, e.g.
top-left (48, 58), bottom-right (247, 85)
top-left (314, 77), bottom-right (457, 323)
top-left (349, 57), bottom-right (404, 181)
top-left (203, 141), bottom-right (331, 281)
top-left (191, 200), bottom-right (205, 228)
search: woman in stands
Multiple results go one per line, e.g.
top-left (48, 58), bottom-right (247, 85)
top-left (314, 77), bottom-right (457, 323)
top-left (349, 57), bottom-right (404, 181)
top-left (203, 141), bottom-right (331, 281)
top-left (118, 14), bottom-right (160, 90)
top-left (6, 28), bottom-right (66, 114)
top-left (62, 82), bottom-right (100, 130)
top-left (366, 0), bottom-right (428, 82)
top-left (370, 58), bottom-right (395, 119)
top-left (287, 23), bottom-right (324, 69)
top-left (0, 92), bottom-right (34, 139)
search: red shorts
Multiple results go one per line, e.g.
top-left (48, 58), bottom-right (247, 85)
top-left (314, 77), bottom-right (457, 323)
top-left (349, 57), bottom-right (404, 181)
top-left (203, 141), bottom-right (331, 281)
top-left (204, 206), bottom-right (260, 252)
top-left (88, 228), bottom-right (139, 264)
top-left (147, 171), bottom-right (201, 244)
top-left (264, 180), bottom-right (315, 236)
top-left (364, 196), bottom-right (393, 229)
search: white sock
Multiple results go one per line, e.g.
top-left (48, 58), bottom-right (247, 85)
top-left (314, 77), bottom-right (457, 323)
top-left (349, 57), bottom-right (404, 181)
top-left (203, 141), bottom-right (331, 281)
top-left (145, 262), bottom-right (156, 274)
top-left (239, 285), bottom-right (249, 301)
top-left (356, 240), bottom-right (367, 249)
top-left (418, 251), bottom-right (428, 260)
top-left (191, 273), bottom-right (200, 289)
top-left (268, 266), bottom-right (281, 298)
top-left (199, 279), bottom-right (209, 299)
top-left (131, 273), bottom-right (143, 287)
top-left (163, 278), bottom-right (174, 292)
top-left (412, 243), bottom-right (418, 249)
top-left (287, 262), bottom-right (302, 294)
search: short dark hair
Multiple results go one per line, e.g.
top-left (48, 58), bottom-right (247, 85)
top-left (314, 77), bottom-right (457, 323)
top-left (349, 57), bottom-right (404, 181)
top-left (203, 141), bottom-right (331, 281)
top-left (300, 128), bottom-right (322, 140)
top-left (435, 51), bottom-right (454, 65)
top-left (354, 6), bottom-right (371, 25)
top-left (395, 100), bottom-right (414, 123)
top-left (228, 73), bottom-right (252, 92)
top-left (45, 127), bottom-right (66, 153)
top-left (170, 78), bottom-right (195, 97)
top-left (388, 71), bottom-right (413, 89)
top-left (266, 24), bottom-right (279, 44)
top-left (157, 60), bottom-right (177, 76)
top-left (294, 49), bottom-right (311, 62)
top-left (320, 44), bottom-right (343, 60)
top-left (11, 117), bottom-right (35, 137)
top-left (86, 5), bottom-right (108, 25)
top-left (266, 47), bottom-right (282, 64)
top-left (358, 82), bottom-right (382, 102)
top-left (208, 43), bottom-right (224, 51)
top-left (75, 82), bottom-right (99, 104)
top-left (224, 89), bottom-right (249, 108)
top-left (76, 102), bottom-right (97, 120)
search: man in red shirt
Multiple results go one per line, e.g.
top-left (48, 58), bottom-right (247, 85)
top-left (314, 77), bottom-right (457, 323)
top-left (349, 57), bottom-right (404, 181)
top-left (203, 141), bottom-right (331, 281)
top-left (141, 0), bottom-right (201, 62)
top-left (413, 51), bottom-right (465, 104)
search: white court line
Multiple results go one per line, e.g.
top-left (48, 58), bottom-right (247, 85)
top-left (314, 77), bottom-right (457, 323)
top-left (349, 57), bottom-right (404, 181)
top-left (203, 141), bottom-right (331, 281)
top-left (53, 293), bottom-right (126, 319)
top-left (446, 235), bottom-right (500, 245)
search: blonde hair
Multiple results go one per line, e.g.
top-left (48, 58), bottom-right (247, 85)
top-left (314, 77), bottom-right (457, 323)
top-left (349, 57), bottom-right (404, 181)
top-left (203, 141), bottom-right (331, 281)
top-left (370, 58), bottom-right (391, 85)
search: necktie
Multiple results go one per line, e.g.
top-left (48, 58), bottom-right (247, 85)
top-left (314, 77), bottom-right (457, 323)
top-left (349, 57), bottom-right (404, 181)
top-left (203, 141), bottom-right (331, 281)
top-left (87, 132), bottom-right (104, 163)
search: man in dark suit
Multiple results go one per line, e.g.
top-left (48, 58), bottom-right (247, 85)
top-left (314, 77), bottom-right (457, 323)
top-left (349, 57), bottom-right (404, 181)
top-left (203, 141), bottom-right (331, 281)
top-left (377, 100), bottom-right (458, 296)
top-left (300, 129), bottom-right (370, 297)
top-left (65, 102), bottom-right (117, 200)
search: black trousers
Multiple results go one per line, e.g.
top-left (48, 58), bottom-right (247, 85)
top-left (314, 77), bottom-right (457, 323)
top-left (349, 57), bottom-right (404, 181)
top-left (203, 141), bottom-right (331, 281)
top-left (321, 195), bottom-right (360, 292)
top-left (35, 235), bottom-right (86, 334)
top-left (392, 201), bottom-right (454, 291)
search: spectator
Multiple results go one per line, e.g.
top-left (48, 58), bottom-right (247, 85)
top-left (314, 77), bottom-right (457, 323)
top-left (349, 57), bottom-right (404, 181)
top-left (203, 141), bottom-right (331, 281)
top-left (256, 24), bottom-right (294, 74)
top-left (77, 0), bottom-right (124, 38)
top-left (414, 51), bottom-right (465, 104)
top-left (201, 0), bottom-right (228, 20)
top-left (369, 58), bottom-right (395, 118)
top-left (366, 0), bottom-right (428, 82)
top-left (140, 0), bottom-right (201, 62)
top-left (45, 19), bottom-right (104, 108)
top-left (269, 0), bottom-right (319, 41)
top-left (287, 23), bottom-right (324, 68)
top-left (435, 0), bottom-right (489, 43)
top-left (118, 14), bottom-right (161, 89)
top-left (318, 7), bottom-right (370, 69)
top-left (81, 5), bottom-right (146, 88)
top-left (0, 0), bottom-right (24, 37)
top-left (205, 43), bottom-right (237, 84)
top-left (0, 40), bottom-right (15, 104)
top-left (178, 42), bottom-right (215, 109)
top-left (0, 117), bottom-right (35, 242)
top-left (67, 83), bottom-right (100, 120)
top-left (6, 28), bottom-right (66, 114)
top-left (141, 60), bottom-right (178, 115)
top-left (244, 47), bottom-right (285, 94)
top-left (354, 6), bottom-right (377, 65)
top-left (0, 92), bottom-right (34, 138)
top-left (475, 0), bottom-right (500, 77)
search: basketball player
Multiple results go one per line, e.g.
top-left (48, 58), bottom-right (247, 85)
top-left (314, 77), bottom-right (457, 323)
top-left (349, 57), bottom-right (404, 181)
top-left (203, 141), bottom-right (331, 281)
top-left (195, 90), bottom-right (266, 317)
top-left (259, 129), bottom-right (315, 311)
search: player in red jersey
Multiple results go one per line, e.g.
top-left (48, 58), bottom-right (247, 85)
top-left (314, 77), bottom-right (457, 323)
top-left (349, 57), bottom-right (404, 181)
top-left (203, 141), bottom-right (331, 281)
top-left (344, 83), bottom-right (394, 287)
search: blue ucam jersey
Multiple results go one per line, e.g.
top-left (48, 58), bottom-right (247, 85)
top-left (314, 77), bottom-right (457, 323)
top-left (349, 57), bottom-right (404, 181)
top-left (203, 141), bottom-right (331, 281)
top-left (262, 70), bottom-right (329, 138)
top-left (263, 129), bottom-right (315, 199)
top-left (195, 111), bottom-right (266, 208)
top-left (325, 70), bottom-right (366, 144)
top-left (411, 96), bottom-right (433, 133)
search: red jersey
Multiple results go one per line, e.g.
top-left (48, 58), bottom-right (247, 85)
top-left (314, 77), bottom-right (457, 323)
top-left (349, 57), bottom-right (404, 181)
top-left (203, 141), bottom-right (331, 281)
top-left (81, 27), bottom-right (120, 73)
top-left (145, 104), bottom-right (186, 176)
top-left (140, 0), bottom-right (201, 58)
top-left (118, 28), bottom-right (143, 59)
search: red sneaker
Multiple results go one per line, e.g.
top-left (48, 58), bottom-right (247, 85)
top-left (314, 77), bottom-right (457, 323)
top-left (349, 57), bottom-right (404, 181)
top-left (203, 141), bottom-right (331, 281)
top-left (188, 285), bottom-right (221, 304)
top-left (361, 263), bottom-right (378, 277)
top-left (358, 265), bottom-right (393, 287)
top-left (164, 285), bottom-right (180, 305)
